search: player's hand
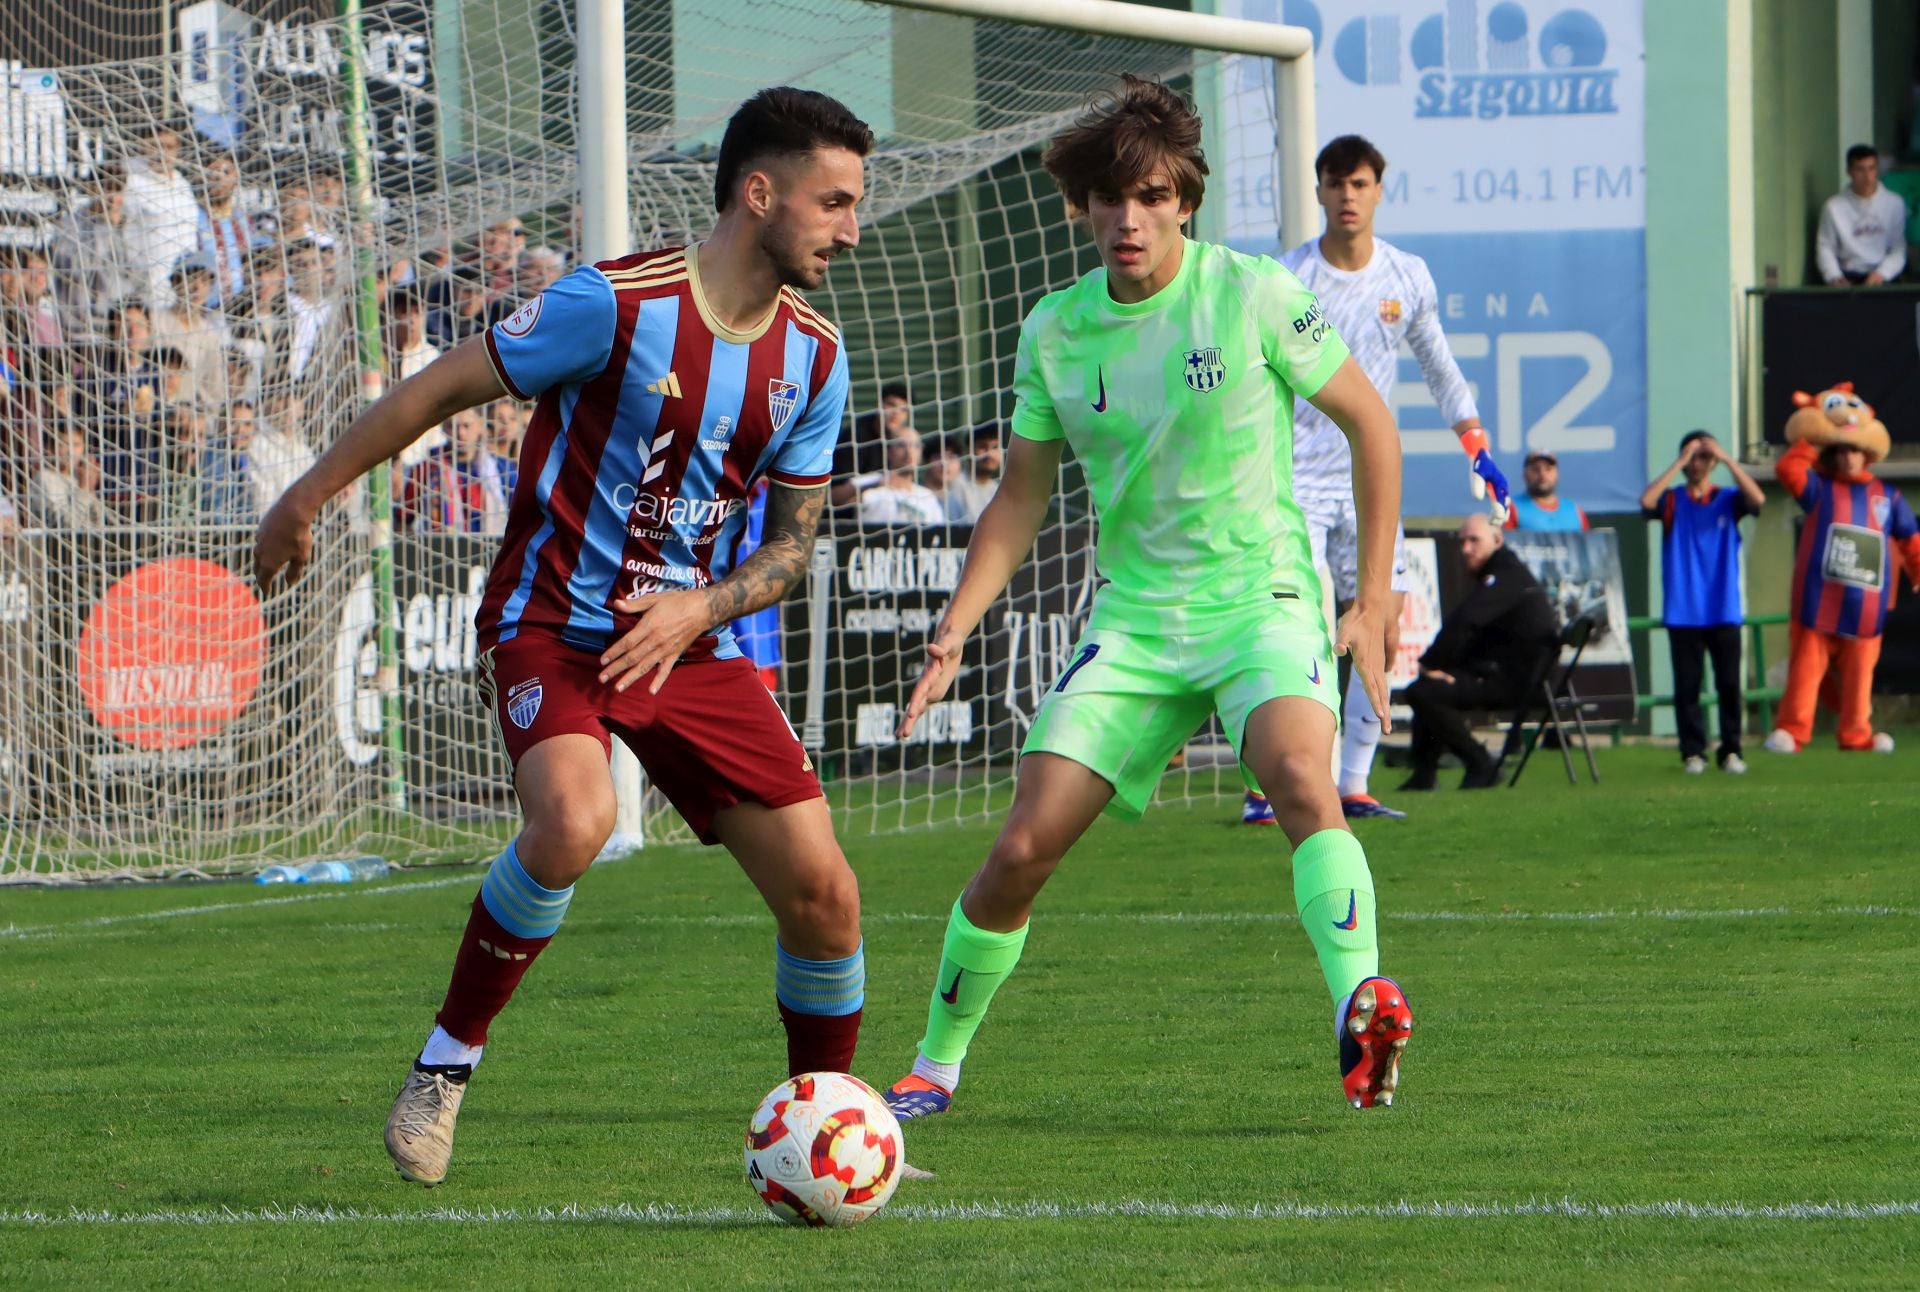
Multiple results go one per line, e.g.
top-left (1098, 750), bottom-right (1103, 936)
top-left (1333, 602), bottom-right (1392, 735)
top-left (601, 588), bottom-right (713, 694)
top-left (1472, 450), bottom-right (1511, 525)
top-left (253, 491), bottom-right (316, 593)
top-left (898, 627), bottom-right (966, 739)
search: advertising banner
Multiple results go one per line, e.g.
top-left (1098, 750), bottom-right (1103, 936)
top-left (1218, 0), bottom-right (1647, 515)
top-left (788, 523), bottom-right (1100, 767)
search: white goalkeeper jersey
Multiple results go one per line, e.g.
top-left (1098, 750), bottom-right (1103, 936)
top-left (1279, 236), bottom-right (1478, 504)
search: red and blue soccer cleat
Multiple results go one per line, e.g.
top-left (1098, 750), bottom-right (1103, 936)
top-left (883, 1075), bottom-right (953, 1121)
top-left (1341, 793), bottom-right (1408, 821)
top-left (1241, 792), bottom-right (1277, 826)
top-left (1338, 976), bottom-right (1412, 1108)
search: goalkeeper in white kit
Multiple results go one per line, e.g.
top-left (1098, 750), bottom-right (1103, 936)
top-left (1242, 134), bottom-right (1511, 826)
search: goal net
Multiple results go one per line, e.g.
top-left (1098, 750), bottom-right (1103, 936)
top-left (0, 0), bottom-right (1294, 880)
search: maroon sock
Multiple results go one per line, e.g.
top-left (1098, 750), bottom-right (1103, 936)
top-left (777, 1000), bottom-right (863, 1076)
top-left (433, 893), bottom-right (554, 1047)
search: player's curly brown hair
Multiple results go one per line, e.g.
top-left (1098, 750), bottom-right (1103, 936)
top-left (1042, 75), bottom-right (1208, 215)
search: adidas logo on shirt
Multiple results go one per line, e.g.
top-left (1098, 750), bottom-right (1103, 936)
top-left (645, 372), bottom-right (681, 398)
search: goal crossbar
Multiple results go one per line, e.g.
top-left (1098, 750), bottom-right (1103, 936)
top-left (873, 0), bottom-right (1318, 248)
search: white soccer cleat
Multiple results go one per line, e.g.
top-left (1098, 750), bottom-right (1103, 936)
top-left (1683, 756), bottom-right (1707, 775)
top-left (1720, 753), bottom-right (1748, 775)
top-left (1872, 733), bottom-right (1895, 754)
top-left (1763, 730), bottom-right (1798, 755)
top-left (385, 1062), bottom-right (471, 1186)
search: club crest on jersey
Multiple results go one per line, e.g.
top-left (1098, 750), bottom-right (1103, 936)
top-left (767, 379), bottom-right (800, 433)
top-left (506, 677), bottom-right (543, 730)
top-left (1871, 494), bottom-right (1892, 527)
top-left (1378, 298), bottom-right (1403, 325)
top-left (1183, 347), bottom-right (1226, 394)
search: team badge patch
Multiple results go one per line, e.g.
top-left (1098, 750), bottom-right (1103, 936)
top-left (767, 379), bottom-right (800, 433)
top-left (500, 296), bottom-right (542, 338)
top-left (506, 677), bottom-right (543, 730)
top-left (1871, 494), bottom-right (1891, 527)
top-left (1378, 298), bottom-right (1403, 325)
top-left (1183, 347), bottom-right (1226, 394)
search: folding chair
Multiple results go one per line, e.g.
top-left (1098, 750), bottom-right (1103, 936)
top-left (1505, 616), bottom-right (1601, 787)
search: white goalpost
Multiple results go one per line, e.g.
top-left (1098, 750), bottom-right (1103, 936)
top-left (0, 0), bottom-right (1320, 880)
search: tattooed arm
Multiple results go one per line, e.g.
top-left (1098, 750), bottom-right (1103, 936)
top-left (597, 483), bottom-right (824, 693)
top-left (700, 483), bottom-right (824, 624)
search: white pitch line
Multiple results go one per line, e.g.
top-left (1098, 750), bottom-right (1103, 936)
top-left (0, 1198), bottom-right (1915, 1227)
top-left (0, 874), bottom-right (479, 941)
top-left (3, 897), bottom-right (1914, 945)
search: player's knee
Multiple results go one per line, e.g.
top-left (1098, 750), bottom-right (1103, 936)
top-left (982, 824), bottom-right (1064, 890)
top-left (518, 795), bottom-right (616, 886)
top-left (780, 863), bottom-right (862, 954)
top-left (1256, 753), bottom-right (1337, 814)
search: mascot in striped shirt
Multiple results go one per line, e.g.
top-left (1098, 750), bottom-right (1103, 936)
top-left (1765, 382), bottom-right (1920, 753)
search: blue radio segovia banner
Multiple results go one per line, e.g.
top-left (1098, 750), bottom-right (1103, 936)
top-left (1216, 0), bottom-right (1646, 515)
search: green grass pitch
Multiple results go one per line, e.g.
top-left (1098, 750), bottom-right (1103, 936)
top-left (3, 744), bottom-right (1916, 1288)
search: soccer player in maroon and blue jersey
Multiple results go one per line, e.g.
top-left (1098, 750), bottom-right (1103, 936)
top-left (254, 88), bottom-right (875, 1186)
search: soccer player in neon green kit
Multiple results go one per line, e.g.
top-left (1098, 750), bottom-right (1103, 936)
top-left (882, 77), bottom-right (1413, 1118)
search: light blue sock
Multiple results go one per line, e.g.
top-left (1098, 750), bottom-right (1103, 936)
top-left (774, 941), bottom-right (865, 1016)
top-left (478, 840), bottom-right (574, 939)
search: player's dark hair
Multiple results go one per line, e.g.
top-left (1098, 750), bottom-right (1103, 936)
top-left (881, 381), bottom-right (910, 405)
top-left (1679, 429), bottom-right (1714, 452)
top-left (1316, 134), bottom-right (1388, 185)
top-left (1845, 143), bottom-right (1877, 168)
top-left (1043, 75), bottom-right (1208, 214)
top-left (713, 87), bottom-right (875, 213)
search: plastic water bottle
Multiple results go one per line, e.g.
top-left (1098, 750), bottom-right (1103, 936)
top-left (255, 857), bottom-right (390, 885)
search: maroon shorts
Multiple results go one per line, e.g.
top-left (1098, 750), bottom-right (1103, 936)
top-left (478, 632), bottom-right (821, 845)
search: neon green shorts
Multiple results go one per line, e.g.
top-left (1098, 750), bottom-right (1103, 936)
top-left (1021, 595), bottom-right (1338, 820)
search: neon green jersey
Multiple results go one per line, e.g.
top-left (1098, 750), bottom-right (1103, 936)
top-left (1011, 237), bottom-right (1347, 625)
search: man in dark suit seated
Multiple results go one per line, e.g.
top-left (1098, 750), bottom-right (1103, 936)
top-left (1399, 513), bottom-right (1560, 791)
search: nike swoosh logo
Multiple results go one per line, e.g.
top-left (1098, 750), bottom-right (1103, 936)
top-left (939, 968), bottom-right (964, 1005)
top-left (1334, 891), bottom-right (1358, 931)
top-left (1308, 660), bottom-right (1321, 685)
top-left (1091, 366), bottom-right (1107, 413)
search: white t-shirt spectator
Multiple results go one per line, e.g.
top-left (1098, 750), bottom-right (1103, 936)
top-left (32, 464), bottom-right (107, 529)
top-left (150, 304), bottom-right (230, 406)
top-left (942, 474), bottom-right (996, 524)
top-left (391, 338), bottom-right (446, 468)
top-left (859, 480), bottom-right (947, 526)
top-left (122, 159), bottom-right (200, 307)
top-left (1815, 186), bottom-right (1908, 282)
top-left (286, 289), bottom-right (338, 381)
top-left (248, 422), bottom-right (316, 517)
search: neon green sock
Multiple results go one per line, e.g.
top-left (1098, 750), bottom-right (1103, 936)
top-left (916, 899), bottom-right (1030, 1066)
top-left (1292, 828), bottom-right (1379, 1004)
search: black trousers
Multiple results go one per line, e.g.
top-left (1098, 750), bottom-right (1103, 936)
top-left (1404, 671), bottom-right (1518, 774)
top-left (1669, 624), bottom-right (1744, 760)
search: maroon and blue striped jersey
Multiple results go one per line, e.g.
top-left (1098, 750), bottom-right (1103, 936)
top-left (475, 245), bottom-right (848, 659)
top-left (1778, 439), bottom-right (1920, 639)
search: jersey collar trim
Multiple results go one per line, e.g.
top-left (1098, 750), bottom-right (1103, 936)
top-left (1097, 235), bottom-right (1197, 319)
top-left (682, 243), bottom-right (782, 345)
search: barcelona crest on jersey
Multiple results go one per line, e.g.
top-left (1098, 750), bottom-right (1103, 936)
top-left (1378, 298), bottom-right (1402, 325)
top-left (1183, 347), bottom-right (1225, 393)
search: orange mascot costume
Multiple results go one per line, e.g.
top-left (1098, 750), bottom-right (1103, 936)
top-left (1766, 383), bottom-right (1920, 753)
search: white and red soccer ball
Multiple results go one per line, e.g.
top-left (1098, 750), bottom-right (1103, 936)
top-left (744, 1071), bottom-right (904, 1227)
